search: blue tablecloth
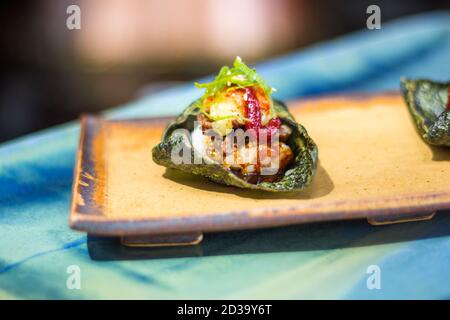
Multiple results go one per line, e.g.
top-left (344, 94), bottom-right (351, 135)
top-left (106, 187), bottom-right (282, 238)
top-left (1, 12), bottom-right (449, 299)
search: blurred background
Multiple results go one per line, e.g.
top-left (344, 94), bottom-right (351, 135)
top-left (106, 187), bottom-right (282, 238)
top-left (0, 0), bottom-right (448, 142)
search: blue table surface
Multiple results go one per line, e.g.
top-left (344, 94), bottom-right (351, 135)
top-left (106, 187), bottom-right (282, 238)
top-left (1, 12), bottom-right (450, 299)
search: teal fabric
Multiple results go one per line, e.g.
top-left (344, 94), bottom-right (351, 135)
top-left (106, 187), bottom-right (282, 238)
top-left (1, 12), bottom-right (449, 299)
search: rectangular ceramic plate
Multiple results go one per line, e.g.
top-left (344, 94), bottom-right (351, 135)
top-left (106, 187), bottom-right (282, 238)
top-left (70, 93), bottom-right (450, 236)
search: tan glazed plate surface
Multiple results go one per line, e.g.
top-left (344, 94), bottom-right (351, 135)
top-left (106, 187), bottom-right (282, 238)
top-left (69, 92), bottom-right (450, 237)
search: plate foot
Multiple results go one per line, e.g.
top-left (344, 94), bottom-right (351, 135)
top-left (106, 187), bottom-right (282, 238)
top-left (367, 211), bottom-right (436, 226)
top-left (121, 232), bottom-right (203, 247)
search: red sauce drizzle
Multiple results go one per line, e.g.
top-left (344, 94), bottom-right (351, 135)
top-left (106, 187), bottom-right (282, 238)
top-left (244, 87), bottom-right (280, 139)
top-left (244, 87), bottom-right (262, 131)
top-left (244, 87), bottom-right (282, 176)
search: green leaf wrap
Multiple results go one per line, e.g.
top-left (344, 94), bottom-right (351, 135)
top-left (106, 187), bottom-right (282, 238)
top-left (401, 79), bottom-right (450, 146)
top-left (152, 100), bottom-right (318, 192)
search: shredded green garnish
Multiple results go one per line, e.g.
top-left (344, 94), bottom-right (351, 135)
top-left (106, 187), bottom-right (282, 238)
top-left (194, 56), bottom-right (275, 119)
